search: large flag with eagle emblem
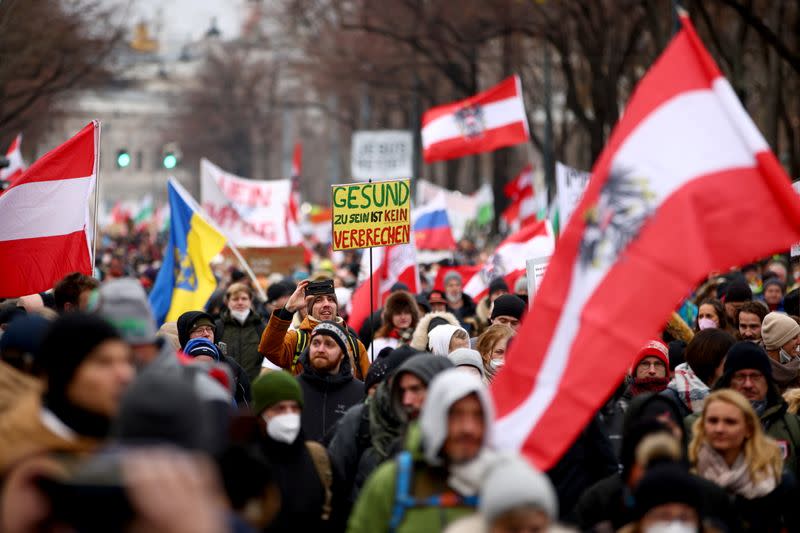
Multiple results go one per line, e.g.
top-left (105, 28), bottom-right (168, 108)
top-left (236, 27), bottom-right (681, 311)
top-left (149, 178), bottom-right (227, 326)
top-left (421, 75), bottom-right (529, 162)
top-left (490, 13), bottom-right (800, 470)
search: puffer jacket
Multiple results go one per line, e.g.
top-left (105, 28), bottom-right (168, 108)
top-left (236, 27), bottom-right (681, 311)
top-left (215, 308), bottom-right (265, 382)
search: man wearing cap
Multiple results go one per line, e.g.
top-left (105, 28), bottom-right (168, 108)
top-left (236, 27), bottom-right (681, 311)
top-left (259, 279), bottom-right (370, 380)
top-left (251, 370), bottom-right (336, 532)
top-left (688, 342), bottom-right (800, 475)
top-left (296, 320), bottom-right (364, 442)
top-left (761, 311), bottom-right (800, 391)
top-left (427, 290), bottom-right (449, 314)
top-left (348, 369), bottom-right (495, 533)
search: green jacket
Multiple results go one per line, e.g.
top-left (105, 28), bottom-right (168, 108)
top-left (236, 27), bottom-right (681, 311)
top-left (215, 309), bottom-right (266, 382)
top-left (346, 423), bottom-right (476, 533)
top-left (685, 400), bottom-right (800, 475)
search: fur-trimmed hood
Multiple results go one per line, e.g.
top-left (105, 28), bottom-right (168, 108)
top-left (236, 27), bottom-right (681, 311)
top-left (665, 312), bottom-right (694, 345)
top-left (410, 311), bottom-right (461, 351)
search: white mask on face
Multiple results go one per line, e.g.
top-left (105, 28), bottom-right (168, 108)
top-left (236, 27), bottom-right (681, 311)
top-left (490, 359), bottom-right (504, 369)
top-left (231, 309), bottom-right (250, 324)
top-left (264, 413), bottom-right (301, 444)
top-left (643, 521), bottom-right (698, 533)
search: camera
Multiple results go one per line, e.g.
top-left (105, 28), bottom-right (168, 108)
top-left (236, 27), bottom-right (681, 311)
top-left (305, 279), bottom-right (334, 296)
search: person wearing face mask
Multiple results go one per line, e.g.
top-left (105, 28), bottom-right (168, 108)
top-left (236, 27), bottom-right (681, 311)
top-left (251, 370), bottom-right (336, 533)
top-left (695, 299), bottom-right (728, 333)
top-left (475, 324), bottom-right (514, 381)
top-left (215, 283), bottom-right (266, 382)
top-left (760, 311), bottom-right (800, 391)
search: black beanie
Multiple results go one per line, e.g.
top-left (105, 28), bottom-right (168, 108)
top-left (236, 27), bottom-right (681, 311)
top-left (491, 294), bottom-right (526, 321)
top-left (724, 281), bottom-right (752, 303)
top-left (364, 345), bottom-right (420, 392)
top-left (427, 316), bottom-right (450, 333)
top-left (723, 341), bottom-right (773, 381)
top-left (488, 277), bottom-right (509, 297)
top-left (633, 463), bottom-right (704, 520)
top-left (310, 321), bottom-right (350, 357)
top-left (38, 313), bottom-right (122, 400)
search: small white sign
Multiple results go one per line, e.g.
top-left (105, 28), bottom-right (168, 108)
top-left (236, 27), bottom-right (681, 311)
top-left (556, 161), bottom-right (591, 235)
top-left (351, 130), bottom-right (413, 181)
top-left (526, 255), bottom-right (551, 308)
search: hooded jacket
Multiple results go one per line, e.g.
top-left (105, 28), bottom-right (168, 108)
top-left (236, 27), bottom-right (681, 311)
top-left (176, 310), bottom-right (216, 349)
top-left (297, 347), bottom-right (364, 443)
top-left (259, 307), bottom-right (371, 380)
top-left (215, 308), bottom-right (266, 382)
top-left (390, 355), bottom-right (455, 422)
top-left (410, 311), bottom-right (461, 352)
top-left (347, 370), bottom-right (493, 533)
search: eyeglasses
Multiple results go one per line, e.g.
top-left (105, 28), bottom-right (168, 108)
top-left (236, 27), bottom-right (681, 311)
top-left (191, 326), bottom-right (214, 335)
top-left (731, 372), bottom-right (765, 385)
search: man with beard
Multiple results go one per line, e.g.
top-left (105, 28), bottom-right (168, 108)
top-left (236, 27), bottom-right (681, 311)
top-left (601, 340), bottom-right (671, 457)
top-left (736, 301), bottom-right (767, 343)
top-left (443, 272), bottom-right (477, 334)
top-left (297, 321), bottom-right (364, 442)
top-left (391, 354), bottom-right (456, 422)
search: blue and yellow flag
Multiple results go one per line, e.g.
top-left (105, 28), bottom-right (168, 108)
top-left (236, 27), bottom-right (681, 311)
top-left (149, 179), bottom-right (227, 325)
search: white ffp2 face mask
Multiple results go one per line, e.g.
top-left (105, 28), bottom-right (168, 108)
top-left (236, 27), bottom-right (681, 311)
top-left (265, 413), bottom-right (301, 444)
top-left (644, 521), bottom-right (698, 533)
top-left (231, 309), bottom-right (250, 324)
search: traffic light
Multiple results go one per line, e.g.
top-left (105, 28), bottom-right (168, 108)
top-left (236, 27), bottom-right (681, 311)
top-left (116, 149), bottom-right (131, 168)
top-left (161, 143), bottom-right (181, 169)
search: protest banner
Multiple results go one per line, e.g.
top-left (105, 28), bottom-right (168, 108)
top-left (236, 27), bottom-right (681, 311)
top-left (350, 130), bottom-right (413, 181)
top-left (331, 179), bottom-right (411, 251)
top-left (525, 256), bottom-right (550, 307)
top-left (200, 158), bottom-right (300, 248)
top-left (221, 246), bottom-right (306, 276)
top-left (555, 161), bottom-right (591, 235)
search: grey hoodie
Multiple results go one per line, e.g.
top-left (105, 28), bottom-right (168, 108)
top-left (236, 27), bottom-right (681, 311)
top-left (390, 354), bottom-right (454, 420)
top-left (419, 369), bottom-right (494, 466)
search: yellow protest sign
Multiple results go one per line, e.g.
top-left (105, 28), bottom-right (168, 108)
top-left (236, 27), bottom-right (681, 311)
top-left (331, 179), bottom-right (411, 250)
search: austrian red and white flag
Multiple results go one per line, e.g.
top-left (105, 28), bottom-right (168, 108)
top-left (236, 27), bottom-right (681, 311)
top-left (501, 165), bottom-right (541, 230)
top-left (348, 241), bottom-right (420, 335)
top-left (0, 122), bottom-right (99, 297)
top-left (436, 219), bottom-right (554, 301)
top-left (0, 133), bottom-right (27, 187)
top-left (421, 75), bottom-right (529, 163)
top-left (491, 14), bottom-right (800, 470)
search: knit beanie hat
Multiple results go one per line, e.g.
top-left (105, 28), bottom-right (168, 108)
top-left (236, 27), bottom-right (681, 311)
top-left (0, 314), bottom-right (50, 363)
top-left (723, 341), bottom-right (773, 381)
top-left (762, 312), bottom-right (800, 351)
top-left (479, 455), bottom-right (558, 522)
top-left (443, 270), bottom-right (463, 286)
top-left (38, 313), bottom-right (122, 402)
top-left (633, 462), bottom-right (704, 520)
top-left (310, 321), bottom-right (350, 357)
top-left (92, 278), bottom-right (158, 345)
top-left (364, 345), bottom-right (418, 392)
top-left (763, 278), bottom-right (786, 294)
top-left (251, 370), bottom-right (303, 414)
top-left (634, 340), bottom-right (669, 368)
top-left (487, 278), bottom-right (509, 298)
top-left (490, 294), bottom-right (526, 321)
top-left (184, 338), bottom-right (221, 362)
top-left (447, 348), bottom-right (485, 378)
top-left (724, 280), bottom-right (753, 303)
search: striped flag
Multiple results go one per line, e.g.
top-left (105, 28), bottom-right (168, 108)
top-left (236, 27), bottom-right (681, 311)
top-left (490, 14), bottom-right (800, 470)
top-left (0, 122), bottom-right (98, 297)
top-left (413, 195), bottom-right (456, 250)
top-left (422, 75), bottom-right (529, 163)
top-left (0, 133), bottom-right (27, 187)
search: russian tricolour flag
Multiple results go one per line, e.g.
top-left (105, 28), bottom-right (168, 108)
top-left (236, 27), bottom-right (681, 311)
top-left (421, 75), bottom-right (529, 163)
top-left (413, 195), bottom-right (456, 250)
top-left (490, 13), bottom-right (800, 471)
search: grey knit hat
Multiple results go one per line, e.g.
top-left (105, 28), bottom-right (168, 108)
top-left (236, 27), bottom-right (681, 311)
top-left (762, 312), bottom-right (800, 351)
top-left (479, 455), bottom-right (558, 522)
top-left (92, 278), bottom-right (157, 345)
top-left (447, 348), bottom-right (485, 378)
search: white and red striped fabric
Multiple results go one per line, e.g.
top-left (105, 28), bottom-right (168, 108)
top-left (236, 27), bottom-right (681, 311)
top-left (436, 220), bottom-right (554, 301)
top-left (0, 133), bottom-right (27, 187)
top-left (501, 165), bottom-right (539, 230)
top-left (421, 75), bottom-right (529, 163)
top-left (348, 242), bottom-right (420, 332)
top-left (491, 15), bottom-right (800, 470)
top-left (0, 122), bottom-right (99, 297)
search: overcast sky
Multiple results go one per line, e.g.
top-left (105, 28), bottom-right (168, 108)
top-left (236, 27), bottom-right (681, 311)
top-left (125, 0), bottom-right (245, 50)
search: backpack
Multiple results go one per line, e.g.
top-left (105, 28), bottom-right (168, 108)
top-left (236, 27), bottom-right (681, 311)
top-left (292, 328), bottom-right (364, 381)
top-left (388, 451), bottom-right (479, 533)
top-left (305, 441), bottom-right (333, 521)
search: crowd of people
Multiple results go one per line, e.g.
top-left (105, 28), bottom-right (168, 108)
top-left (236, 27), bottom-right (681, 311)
top-left (1, 228), bottom-right (800, 532)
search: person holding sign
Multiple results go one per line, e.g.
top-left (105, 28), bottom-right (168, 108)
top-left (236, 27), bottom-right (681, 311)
top-left (258, 279), bottom-right (370, 380)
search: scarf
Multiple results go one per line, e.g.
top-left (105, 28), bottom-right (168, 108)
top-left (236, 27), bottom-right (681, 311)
top-left (629, 376), bottom-right (670, 396)
top-left (696, 443), bottom-right (776, 499)
top-left (387, 328), bottom-right (414, 345)
top-left (768, 356), bottom-right (800, 390)
top-left (666, 363), bottom-right (710, 414)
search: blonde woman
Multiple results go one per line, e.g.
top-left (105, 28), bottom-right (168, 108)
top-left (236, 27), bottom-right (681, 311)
top-left (689, 389), bottom-right (796, 532)
top-left (476, 323), bottom-right (514, 380)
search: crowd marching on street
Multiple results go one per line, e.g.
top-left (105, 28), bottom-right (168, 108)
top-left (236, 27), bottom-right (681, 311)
top-left (3, 6), bottom-right (800, 533)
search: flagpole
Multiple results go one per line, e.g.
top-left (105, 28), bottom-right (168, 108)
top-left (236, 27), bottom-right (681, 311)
top-left (92, 121), bottom-right (101, 273)
top-left (368, 179), bottom-right (375, 363)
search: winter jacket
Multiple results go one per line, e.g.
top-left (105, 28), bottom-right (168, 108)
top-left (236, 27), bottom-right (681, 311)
top-left (258, 431), bottom-right (329, 533)
top-left (546, 415), bottom-right (618, 524)
top-left (410, 311), bottom-right (461, 352)
top-left (259, 307), bottom-right (370, 380)
top-left (574, 471), bottom-right (736, 532)
top-left (767, 355), bottom-right (800, 392)
top-left (727, 473), bottom-right (800, 533)
top-left (215, 308), bottom-right (266, 382)
top-left (598, 382), bottom-right (633, 459)
top-left (297, 349), bottom-right (364, 443)
top-left (222, 355), bottom-right (252, 408)
top-left (346, 424), bottom-right (475, 533)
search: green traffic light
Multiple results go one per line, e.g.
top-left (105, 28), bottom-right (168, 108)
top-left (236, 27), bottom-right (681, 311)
top-left (117, 150), bottom-right (131, 168)
top-left (163, 153), bottom-right (178, 169)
